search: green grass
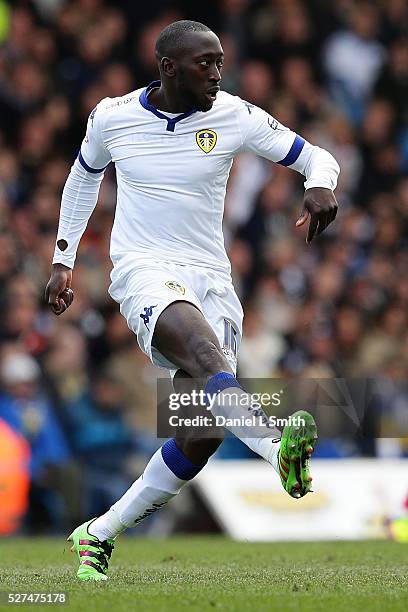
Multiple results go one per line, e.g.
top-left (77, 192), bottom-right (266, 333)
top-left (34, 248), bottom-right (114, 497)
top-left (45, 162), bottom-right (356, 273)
top-left (0, 537), bottom-right (407, 612)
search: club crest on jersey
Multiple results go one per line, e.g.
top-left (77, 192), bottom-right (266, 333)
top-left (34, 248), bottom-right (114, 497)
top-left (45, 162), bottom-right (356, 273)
top-left (165, 281), bottom-right (186, 295)
top-left (196, 129), bottom-right (217, 153)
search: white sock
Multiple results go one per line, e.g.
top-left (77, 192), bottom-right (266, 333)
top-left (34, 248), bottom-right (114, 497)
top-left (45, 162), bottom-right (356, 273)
top-left (255, 437), bottom-right (280, 472)
top-left (89, 449), bottom-right (183, 541)
top-left (89, 440), bottom-right (204, 541)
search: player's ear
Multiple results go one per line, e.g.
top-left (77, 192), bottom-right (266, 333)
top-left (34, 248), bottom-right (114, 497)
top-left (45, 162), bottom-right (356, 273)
top-left (161, 57), bottom-right (176, 77)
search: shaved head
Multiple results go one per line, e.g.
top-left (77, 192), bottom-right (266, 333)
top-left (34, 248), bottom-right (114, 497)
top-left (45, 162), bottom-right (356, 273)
top-left (155, 20), bottom-right (212, 60)
top-left (151, 19), bottom-right (223, 113)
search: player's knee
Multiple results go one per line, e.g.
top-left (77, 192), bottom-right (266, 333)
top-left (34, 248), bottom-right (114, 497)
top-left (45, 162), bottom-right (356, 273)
top-left (188, 337), bottom-right (229, 378)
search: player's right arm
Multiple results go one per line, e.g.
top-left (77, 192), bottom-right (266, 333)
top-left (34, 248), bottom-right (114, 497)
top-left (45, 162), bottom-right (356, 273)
top-left (45, 102), bottom-right (111, 315)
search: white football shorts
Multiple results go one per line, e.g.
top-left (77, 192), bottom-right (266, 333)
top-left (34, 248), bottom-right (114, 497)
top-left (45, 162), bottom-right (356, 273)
top-left (108, 256), bottom-right (243, 374)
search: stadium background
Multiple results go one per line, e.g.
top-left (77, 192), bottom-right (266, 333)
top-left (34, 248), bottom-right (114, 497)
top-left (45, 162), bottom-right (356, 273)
top-left (0, 0), bottom-right (406, 536)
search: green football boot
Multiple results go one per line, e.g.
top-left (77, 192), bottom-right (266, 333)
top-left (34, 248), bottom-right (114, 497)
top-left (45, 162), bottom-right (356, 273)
top-left (278, 410), bottom-right (317, 498)
top-left (67, 519), bottom-right (115, 581)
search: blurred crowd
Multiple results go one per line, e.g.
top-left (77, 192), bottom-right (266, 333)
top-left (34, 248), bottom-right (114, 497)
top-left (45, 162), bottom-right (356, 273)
top-left (0, 0), bottom-right (407, 533)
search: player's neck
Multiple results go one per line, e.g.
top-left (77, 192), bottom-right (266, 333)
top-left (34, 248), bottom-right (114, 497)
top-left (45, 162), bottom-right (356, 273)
top-left (148, 86), bottom-right (192, 114)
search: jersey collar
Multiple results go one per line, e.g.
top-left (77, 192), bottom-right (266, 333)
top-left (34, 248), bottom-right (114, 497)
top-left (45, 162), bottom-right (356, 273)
top-left (139, 80), bottom-right (197, 132)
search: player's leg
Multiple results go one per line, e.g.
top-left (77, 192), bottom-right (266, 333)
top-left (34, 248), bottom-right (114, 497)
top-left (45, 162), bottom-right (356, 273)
top-left (68, 317), bottom-right (226, 580)
top-left (152, 300), bottom-right (233, 378)
top-left (200, 283), bottom-right (317, 498)
top-left (68, 269), bottom-right (222, 580)
top-left (83, 368), bottom-right (223, 543)
top-left (153, 302), bottom-right (279, 464)
top-left (152, 300), bottom-right (316, 498)
top-left (68, 304), bottom-right (233, 581)
top-left (68, 428), bottom-right (209, 581)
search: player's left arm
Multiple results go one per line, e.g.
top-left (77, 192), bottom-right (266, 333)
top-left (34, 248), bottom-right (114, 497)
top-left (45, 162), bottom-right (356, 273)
top-left (237, 100), bottom-right (340, 243)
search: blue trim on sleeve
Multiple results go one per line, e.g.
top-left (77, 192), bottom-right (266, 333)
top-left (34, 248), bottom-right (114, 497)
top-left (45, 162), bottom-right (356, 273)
top-left (139, 80), bottom-right (197, 132)
top-left (204, 372), bottom-right (242, 402)
top-left (78, 150), bottom-right (108, 174)
top-left (278, 135), bottom-right (305, 167)
top-left (161, 438), bottom-right (206, 480)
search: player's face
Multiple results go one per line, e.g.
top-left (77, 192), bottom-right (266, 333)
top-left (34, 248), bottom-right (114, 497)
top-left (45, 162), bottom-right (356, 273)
top-left (175, 32), bottom-right (224, 112)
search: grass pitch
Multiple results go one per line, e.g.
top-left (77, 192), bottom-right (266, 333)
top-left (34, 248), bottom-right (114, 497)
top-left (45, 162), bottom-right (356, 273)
top-left (0, 537), bottom-right (407, 612)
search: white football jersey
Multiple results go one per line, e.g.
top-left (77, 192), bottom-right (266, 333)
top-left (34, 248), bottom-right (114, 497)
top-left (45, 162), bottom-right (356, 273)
top-left (53, 81), bottom-right (339, 272)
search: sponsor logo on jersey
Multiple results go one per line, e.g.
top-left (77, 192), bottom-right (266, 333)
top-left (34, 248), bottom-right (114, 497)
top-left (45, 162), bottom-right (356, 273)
top-left (196, 129), bottom-right (217, 153)
top-left (165, 281), bottom-right (186, 295)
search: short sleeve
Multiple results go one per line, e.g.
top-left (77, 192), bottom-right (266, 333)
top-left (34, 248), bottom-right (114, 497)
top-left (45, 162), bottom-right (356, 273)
top-left (237, 98), bottom-right (305, 166)
top-left (78, 101), bottom-right (111, 173)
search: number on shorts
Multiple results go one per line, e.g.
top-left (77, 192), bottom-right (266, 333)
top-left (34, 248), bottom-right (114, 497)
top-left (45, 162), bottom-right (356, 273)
top-left (223, 319), bottom-right (237, 358)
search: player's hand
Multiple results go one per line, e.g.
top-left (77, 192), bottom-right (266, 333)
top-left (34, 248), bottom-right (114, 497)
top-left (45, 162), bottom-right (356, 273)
top-left (45, 263), bottom-right (74, 316)
top-left (296, 187), bottom-right (338, 243)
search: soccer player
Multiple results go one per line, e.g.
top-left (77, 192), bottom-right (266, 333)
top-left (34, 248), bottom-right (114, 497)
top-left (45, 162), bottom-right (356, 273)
top-left (45, 21), bottom-right (339, 580)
